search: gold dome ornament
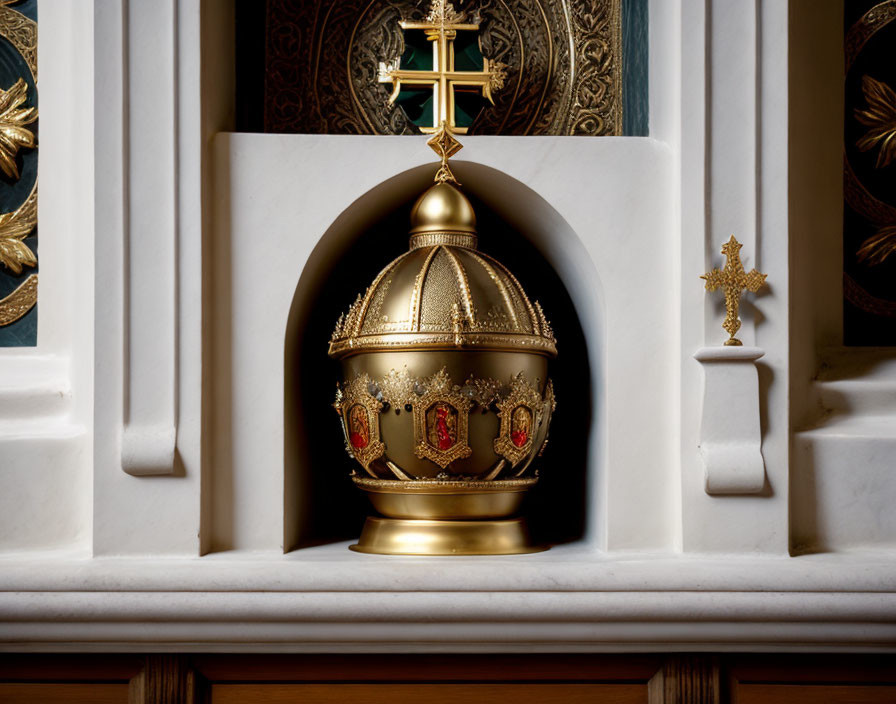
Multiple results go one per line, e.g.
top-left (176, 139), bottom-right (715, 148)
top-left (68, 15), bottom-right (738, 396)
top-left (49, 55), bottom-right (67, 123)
top-left (329, 123), bottom-right (557, 555)
top-left (409, 182), bottom-right (477, 241)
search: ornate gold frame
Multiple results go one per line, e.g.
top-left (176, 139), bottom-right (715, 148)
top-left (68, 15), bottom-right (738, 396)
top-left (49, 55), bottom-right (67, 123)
top-left (335, 374), bottom-right (386, 475)
top-left (493, 373), bottom-right (543, 467)
top-left (412, 368), bottom-right (473, 468)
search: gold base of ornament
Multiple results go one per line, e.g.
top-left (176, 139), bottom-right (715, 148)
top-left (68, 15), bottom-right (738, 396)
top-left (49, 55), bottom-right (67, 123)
top-left (349, 516), bottom-right (546, 555)
top-left (353, 476), bottom-right (538, 520)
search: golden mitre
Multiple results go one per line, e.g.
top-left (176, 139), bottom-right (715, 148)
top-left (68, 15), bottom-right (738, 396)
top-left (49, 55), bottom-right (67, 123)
top-left (329, 127), bottom-right (557, 555)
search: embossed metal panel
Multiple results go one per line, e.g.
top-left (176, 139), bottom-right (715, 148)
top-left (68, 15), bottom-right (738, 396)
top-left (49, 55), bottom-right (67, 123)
top-left (263, 0), bottom-right (622, 136)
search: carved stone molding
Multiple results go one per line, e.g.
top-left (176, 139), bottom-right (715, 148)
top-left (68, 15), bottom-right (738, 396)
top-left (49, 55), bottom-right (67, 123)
top-left (98, 0), bottom-right (180, 476)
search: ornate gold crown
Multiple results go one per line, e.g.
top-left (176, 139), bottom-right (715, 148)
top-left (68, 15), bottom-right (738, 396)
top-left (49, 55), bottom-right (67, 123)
top-left (328, 179), bottom-right (557, 359)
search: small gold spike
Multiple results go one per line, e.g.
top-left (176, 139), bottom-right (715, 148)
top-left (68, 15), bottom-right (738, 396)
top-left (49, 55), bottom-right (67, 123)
top-left (701, 236), bottom-right (767, 346)
top-left (427, 121), bottom-right (463, 184)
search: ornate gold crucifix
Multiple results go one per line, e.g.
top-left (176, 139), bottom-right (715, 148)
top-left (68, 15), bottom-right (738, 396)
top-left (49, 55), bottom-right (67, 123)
top-left (701, 236), bottom-right (767, 346)
top-left (379, 0), bottom-right (506, 134)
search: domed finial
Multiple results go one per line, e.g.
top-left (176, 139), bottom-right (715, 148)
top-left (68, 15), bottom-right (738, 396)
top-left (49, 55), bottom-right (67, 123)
top-left (407, 121), bottom-right (476, 249)
top-left (427, 121), bottom-right (463, 185)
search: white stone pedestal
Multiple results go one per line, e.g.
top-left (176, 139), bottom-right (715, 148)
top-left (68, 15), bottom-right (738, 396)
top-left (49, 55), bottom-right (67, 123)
top-left (694, 346), bottom-right (766, 495)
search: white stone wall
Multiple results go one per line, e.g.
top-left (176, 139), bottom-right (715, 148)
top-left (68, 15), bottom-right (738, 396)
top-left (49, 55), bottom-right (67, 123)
top-left (0, 0), bottom-right (894, 652)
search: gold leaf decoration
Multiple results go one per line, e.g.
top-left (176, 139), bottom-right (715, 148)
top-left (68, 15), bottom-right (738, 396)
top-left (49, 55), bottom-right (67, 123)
top-left (0, 77), bottom-right (35, 180)
top-left (426, 0), bottom-right (466, 24)
top-left (857, 223), bottom-right (896, 266)
top-left (0, 188), bottom-right (36, 274)
top-left (855, 75), bottom-right (896, 169)
top-left (0, 271), bottom-right (36, 325)
top-left (0, 236), bottom-right (35, 273)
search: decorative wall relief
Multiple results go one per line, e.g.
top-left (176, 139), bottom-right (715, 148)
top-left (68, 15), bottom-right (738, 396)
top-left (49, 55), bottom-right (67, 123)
top-left (844, 0), bottom-right (896, 345)
top-left (0, 0), bottom-right (37, 346)
top-left (262, 0), bottom-right (624, 136)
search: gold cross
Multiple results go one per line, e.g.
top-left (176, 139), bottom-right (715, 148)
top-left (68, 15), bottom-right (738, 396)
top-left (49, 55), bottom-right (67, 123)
top-left (379, 0), bottom-right (506, 134)
top-left (701, 236), bottom-right (767, 346)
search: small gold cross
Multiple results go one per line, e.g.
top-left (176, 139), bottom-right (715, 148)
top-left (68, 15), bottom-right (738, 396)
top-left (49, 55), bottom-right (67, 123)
top-left (701, 236), bottom-right (767, 346)
top-left (379, 0), bottom-right (506, 134)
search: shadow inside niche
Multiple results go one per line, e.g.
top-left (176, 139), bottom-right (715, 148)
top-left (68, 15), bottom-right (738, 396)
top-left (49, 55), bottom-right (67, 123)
top-left (286, 176), bottom-right (592, 550)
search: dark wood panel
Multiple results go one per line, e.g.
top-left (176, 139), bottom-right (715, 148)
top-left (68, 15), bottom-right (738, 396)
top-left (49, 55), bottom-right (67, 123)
top-left (649, 656), bottom-right (720, 704)
top-left (734, 683), bottom-right (896, 704)
top-left (129, 655), bottom-right (204, 704)
top-left (728, 654), bottom-right (896, 684)
top-left (0, 654), bottom-right (143, 681)
top-left (729, 654), bottom-right (896, 704)
top-left (2, 652), bottom-right (894, 704)
top-left (0, 683), bottom-right (130, 704)
top-left (211, 683), bottom-right (647, 704)
top-left (193, 653), bottom-right (663, 683)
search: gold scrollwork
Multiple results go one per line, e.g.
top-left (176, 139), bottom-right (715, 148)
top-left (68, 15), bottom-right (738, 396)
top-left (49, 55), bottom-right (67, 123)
top-left (412, 367), bottom-right (473, 468)
top-left (336, 367), bottom-right (555, 476)
top-left (265, 0), bottom-right (621, 136)
top-left (845, 0), bottom-right (896, 71)
top-left (0, 77), bottom-right (36, 181)
top-left (843, 0), bottom-right (896, 324)
top-left (0, 1), bottom-right (37, 330)
top-left (0, 181), bottom-right (36, 274)
top-left (851, 75), bottom-right (896, 266)
top-left (378, 367), bottom-right (416, 409)
top-left (0, 270), bottom-right (35, 325)
top-left (856, 75), bottom-right (896, 170)
top-left (0, 2), bottom-right (36, 80)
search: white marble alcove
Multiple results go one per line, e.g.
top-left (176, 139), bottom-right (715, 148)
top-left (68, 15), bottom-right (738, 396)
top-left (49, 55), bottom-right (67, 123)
top-left (280, 161), bottom-right (598, 548)
top-left (212, 135), bottom-right (674, 554)
top-left (1, 0), bottom-right (896, 653)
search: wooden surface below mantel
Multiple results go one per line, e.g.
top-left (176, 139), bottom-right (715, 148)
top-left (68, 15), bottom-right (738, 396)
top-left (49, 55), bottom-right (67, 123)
top-left (0, 653), bottom-right (894, 704)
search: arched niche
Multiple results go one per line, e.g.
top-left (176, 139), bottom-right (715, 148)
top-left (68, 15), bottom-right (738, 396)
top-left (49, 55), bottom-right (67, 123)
top-left (284, 162), bottom-right (605, 551)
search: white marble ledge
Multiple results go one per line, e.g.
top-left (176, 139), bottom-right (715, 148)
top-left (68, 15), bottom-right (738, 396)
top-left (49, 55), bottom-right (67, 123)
top-left (2, 543), bottom-right (896, 593)
top-left (2, 545), bottom-right (895, 652)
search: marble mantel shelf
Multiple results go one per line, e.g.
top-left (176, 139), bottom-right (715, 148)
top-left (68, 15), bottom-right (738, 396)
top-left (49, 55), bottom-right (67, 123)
top-left (2, 545), bottom-right (895, 653)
